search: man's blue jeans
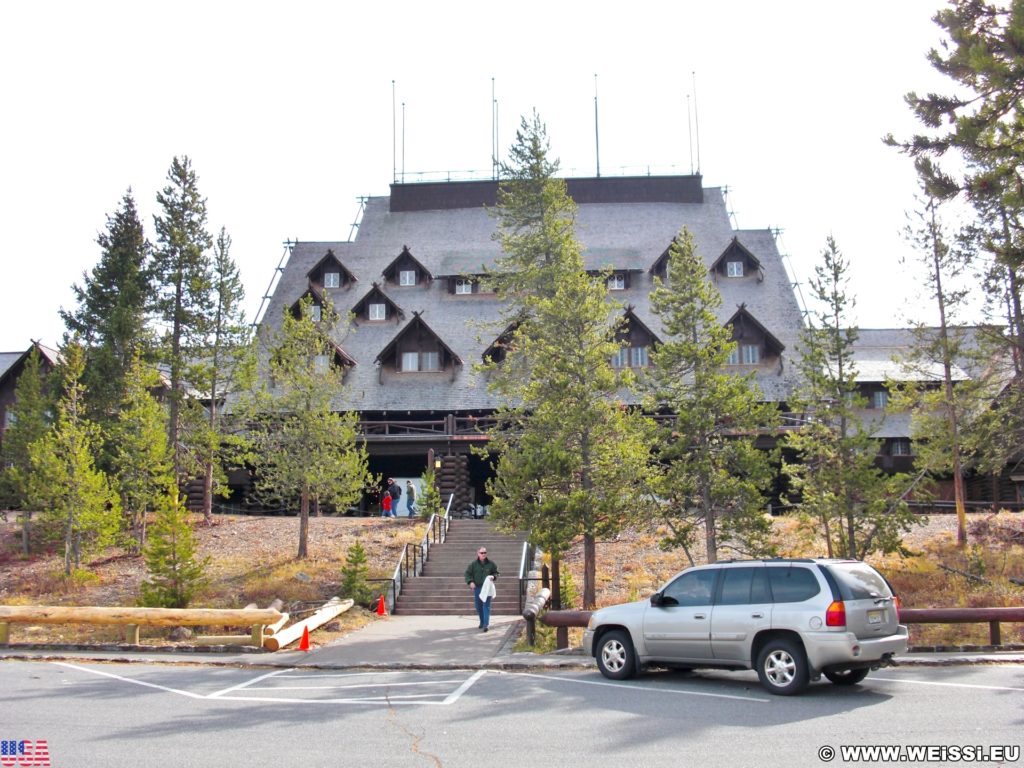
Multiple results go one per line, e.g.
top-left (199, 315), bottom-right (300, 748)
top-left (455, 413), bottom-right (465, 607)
top-left (473, 586), bottom-right (492, 628)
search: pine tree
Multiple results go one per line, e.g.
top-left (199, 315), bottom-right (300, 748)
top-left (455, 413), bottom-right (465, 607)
top-left (110, 350), bottom-right (173, 552)
top-left (483, 114), bottom-right (652, 609)
top-left (417, 467), bottom-right (444, 520)
top-left (340, 541), bottom-right (373, 607)
top-left (785, 238), bottom-right (916, 559)
top-left (151, 156), bottom-right (214, 479)
top-left (140, 489), bottom-right (209, 608)
top-left (0, 346), bottom-right (53, 514)
top-left (647, 230), bottom-right (778, 563)
top-left (27, 342), bottom-right (120, 575)
top-left (243, 295), bottom-right (370, 558)
top-left (184, 227), bottom-right (254, 523)
top-left (60, 190), bottom-right (152, 443)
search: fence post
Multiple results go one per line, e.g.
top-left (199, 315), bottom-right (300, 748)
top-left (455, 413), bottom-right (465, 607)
top-left (0, 622), bottom-right (9, 645)
top-left (989, 621), bottom-right (1001, 646)
top-left (125, 624), bottom-right (140, 644)
top-left (251, 623), bottom-right (264, 648)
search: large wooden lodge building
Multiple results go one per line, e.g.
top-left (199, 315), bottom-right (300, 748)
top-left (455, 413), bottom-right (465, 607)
top-left (255, 173), bottom-right (806, 512)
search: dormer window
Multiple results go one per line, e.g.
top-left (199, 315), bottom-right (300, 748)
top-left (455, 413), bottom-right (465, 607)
top-left (314, 354), bottom-right (330, 374)
top-left (873, 390), bottom-right (889, 409)
top-left (352, 283), bottom-right (403, 324)
top-left (383, 246), bottom-right (432, 287)
top-left (891, 439), bottom-right (911, 457)
top-left (309, 304), bottom-right (322, 322)
top-left (455, 278), bottom-right (474, 295)
top-left (724, 305), bottom-right (783, 367)
top-left (612, 307), bottom-right (660, 369)
top-left (289, 286), bottom-right (328, 323)
top-left (728, 344), bottom-right (760, 366)
top-left (711, 238), bottom-right (762, 280)
top-left (306, 249), bottom-right (356, 290)
top-left (369, 303), bottom-right (387, 321)
top-left (607, 274), bottom-right (626, 291)
top-left (376, 311), bottom-right (462, 375)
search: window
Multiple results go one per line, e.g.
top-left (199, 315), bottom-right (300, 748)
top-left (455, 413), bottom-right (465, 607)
top-left (767, 566), bottom-right (820, 603)
top-left (399, 270), bottom-right (417, 286)
top-left (401, 351), bottom-right (419, 372)
top-left (726, 260), bottom-right (744, 277)
top-left (891, 439), bottom-right (911, 457)
top-left (607, 274), bottom-right (626, 291)
top-left (873, 390), bottom-right (889, 409)
top-left (661, 569), bottom-right (717, 607)
top-left (323, 271), bottom-right (340, 288)
top-left (611, 348), bottom-right (629, 369)
top-left (717, 567), bottom-right (772, 605)
top-left (727, 344), bottom-right (760, 365)
top-left (309, 304), bottom-right (322, 322)
top-left (630, 346), bottom-right (649, 367)
top-left (455, 279), bottom-right (474, 295)
top-left (368, 303), bottom-right (386, 321)
top-left (313, 354), bottom-right (330, 374)
top-left (420, 351), bottom-right (440, 371)
top-left (3, 410), bottom-right (15, 429)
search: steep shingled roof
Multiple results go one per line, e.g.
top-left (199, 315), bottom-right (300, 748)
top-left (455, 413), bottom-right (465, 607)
top-left (256, 177), bottom-right (806, 410)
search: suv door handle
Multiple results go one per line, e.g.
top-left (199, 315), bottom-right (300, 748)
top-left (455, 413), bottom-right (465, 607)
top-left (693, 613), bottom-right (706, 620)
top-left (751, 612), bottom-right (765, 619)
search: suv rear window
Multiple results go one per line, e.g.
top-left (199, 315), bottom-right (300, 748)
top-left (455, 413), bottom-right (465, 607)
top-left (767, 566), bottom-right (820, 603)
top-left (824, 563), bottom-right (893, 600)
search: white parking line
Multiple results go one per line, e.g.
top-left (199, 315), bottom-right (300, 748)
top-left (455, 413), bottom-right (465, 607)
top-left (503, 671), bottom-right (772, 703)
top-left (51, 663), bottom-right (489, 707)
top-left (869, 675), bottom-right (1024, 692)
top-left (207, 669), bottom-right (289, 698)
top-left (52, 662), bottom-right (207, 699)
top-left (244, 680), bottom-right (465, 691)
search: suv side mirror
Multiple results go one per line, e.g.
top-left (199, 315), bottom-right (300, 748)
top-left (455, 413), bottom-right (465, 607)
top-left (650, 592), bottom-right (663, 607)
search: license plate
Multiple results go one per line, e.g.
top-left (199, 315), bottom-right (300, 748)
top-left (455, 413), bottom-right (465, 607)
top-left (867, 610), bottom-right (883, 625)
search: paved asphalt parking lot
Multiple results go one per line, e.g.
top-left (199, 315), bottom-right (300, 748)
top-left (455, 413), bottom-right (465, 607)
top-left (2, 659), bottom-right (1022, 767)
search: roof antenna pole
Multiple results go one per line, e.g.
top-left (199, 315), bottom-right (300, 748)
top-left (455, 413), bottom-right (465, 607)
top-left (491, 77), bottom-right (496, 179)
top-left (402, 101), bottom-right (406, 184)
top-left (687, 93), bottom-right (694, 175)
top-left (391, 80), bottom-right (397, 184)
top-left (692, 71), bottom-right (701, 175)
top-left (495, 99), bottom-right (499, 179)
top-left (594, 73), bottom-right (601, 178)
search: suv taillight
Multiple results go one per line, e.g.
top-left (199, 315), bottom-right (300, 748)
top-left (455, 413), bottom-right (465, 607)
top-left (893, 595), bottom-right (901, 620)
top-left (825, 600), bottom-right (846, 627)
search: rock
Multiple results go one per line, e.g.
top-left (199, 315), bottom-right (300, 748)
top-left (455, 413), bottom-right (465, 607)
top-left (324, 621), bottom-right (341, 632)
top-left (295, 572), bottom-right (311, 583)
top-left (169, 626), bottom-right (193, 641)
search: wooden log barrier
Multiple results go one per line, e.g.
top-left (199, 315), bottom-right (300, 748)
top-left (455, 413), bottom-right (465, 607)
top-left (263, 597), bottom-right (353, 652)
top-left (0, 605), bottom-right (283, 628)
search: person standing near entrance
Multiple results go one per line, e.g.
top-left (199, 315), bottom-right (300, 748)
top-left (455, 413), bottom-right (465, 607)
top-left (405, 480), bottom-right (417, 517)
top-left (465, 547), bottom-right (498, 631)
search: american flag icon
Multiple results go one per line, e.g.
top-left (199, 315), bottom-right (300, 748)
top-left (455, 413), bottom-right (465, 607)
top-left (0, 740), bottom-right (50, 767)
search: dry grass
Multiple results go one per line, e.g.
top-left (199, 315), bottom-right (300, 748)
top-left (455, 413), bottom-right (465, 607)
top-left (0, 514), bottom-right (425, 645)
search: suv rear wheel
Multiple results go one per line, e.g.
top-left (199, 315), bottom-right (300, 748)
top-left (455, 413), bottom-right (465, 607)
top-left (596, 630), bottom-right (637, 680)
top-left (824, 668), bottom-right (869, 686)
top-left (756, 638), bottom-right (809, 695)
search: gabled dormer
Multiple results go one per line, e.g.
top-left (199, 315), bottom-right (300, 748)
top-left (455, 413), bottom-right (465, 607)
top-left (446, 274), bottom-right (492, 295)
top-left (382, 246), bottom-right (432, 287)
top-left (612, 307), bottom-right (661, 368)
top-left (352, 283), bottom-right (403, 324)
top-left (375, 312), bottom-right (462, 376)
top-left (711, 237), bottom-right (762, 281)
top-left (724, 304), bottom-right (784, 366)
top-left (314, 340), bottom-right (357, 378)
top-left (307, 249), bottom-right (357, 290)
top-left (482, 320), bottom-right (521, 366)
top-left (289, 284), bottom-right (328, 323)
top-left (650, 235), bottom-right (685, 281)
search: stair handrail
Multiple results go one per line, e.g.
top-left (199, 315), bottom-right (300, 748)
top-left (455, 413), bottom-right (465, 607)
top-left (388, 493), bottom-right (457, 614)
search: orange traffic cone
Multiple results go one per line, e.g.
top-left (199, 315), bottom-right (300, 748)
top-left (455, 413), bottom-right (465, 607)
top-left (376, 594), bottom-right (387, 616)
top-left (298, 625), bottom-right (310, 652)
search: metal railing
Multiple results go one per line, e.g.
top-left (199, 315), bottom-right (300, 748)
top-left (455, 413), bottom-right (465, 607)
top-left (381, 493), bottom-right (455, 614)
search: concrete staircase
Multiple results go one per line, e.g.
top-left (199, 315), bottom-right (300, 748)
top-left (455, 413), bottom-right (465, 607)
top-left (394, 519), bottom-right (528, 616)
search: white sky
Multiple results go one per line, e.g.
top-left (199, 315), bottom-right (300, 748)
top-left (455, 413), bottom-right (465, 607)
top-left (0, 1), bottom-right (959, 352)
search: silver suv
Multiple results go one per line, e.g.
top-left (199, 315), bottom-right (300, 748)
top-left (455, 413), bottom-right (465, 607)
top-left (582, 558), bottom-right (908, 695)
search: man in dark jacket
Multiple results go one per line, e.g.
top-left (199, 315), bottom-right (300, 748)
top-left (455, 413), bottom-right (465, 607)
top-left (387, 478), bottom-right (401, 509)
top-left (464, 547), bottom-right (499, 631)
